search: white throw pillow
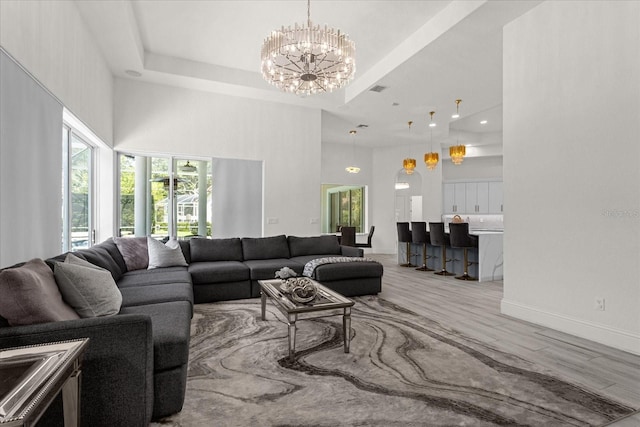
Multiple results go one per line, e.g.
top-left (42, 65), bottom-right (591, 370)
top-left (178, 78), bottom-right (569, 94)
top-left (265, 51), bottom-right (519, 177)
top-left (147, 237), bottom-right (188, 269)
top-left (54, 254), bottom-right (122, 318)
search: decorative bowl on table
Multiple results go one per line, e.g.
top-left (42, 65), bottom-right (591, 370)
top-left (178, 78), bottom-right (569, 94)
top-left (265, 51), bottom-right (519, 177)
top-left (288, 277), bottom-right (317, 303)
top-left (275, 267), bottom-right (317, 303)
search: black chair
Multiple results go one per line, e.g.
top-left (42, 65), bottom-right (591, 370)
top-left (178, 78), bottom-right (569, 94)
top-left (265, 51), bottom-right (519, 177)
top-left (355, 225), bottom-right (375, 248)
top-left (397, 222), bottom-right (415, 267)
top-left (449, 223), bottom-right (479, 281)
top-left (428, 222), bottom-right (455, 276)
top-left (340, 226), bottom-right (356, 247)
top-left (411, 221), bottom-right (434, 271)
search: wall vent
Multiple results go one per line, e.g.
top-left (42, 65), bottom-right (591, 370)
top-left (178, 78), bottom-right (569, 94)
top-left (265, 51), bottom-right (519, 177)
top-left (369, 85), bottom-right (387, 93)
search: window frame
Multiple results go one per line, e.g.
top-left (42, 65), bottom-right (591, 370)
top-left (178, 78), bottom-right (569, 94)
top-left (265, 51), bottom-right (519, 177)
top-left (62, 124), bottom-right (95, 252)
top-left (321, 184), bottom-right (367, 234)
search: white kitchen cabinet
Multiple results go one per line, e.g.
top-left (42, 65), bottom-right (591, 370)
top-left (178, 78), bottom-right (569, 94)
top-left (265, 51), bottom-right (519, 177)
top-left (444, 180), bottom-right (503, 214)
top-left (443, 183), bottom-right (466, 213)
top-left (465, 182), bottom-right (489, 213)
top-left (488, 181), bottom-right (503, 213)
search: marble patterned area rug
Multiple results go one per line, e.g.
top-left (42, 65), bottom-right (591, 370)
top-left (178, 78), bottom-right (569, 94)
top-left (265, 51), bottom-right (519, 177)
top-left (153, 297), bottom-right (633, 427)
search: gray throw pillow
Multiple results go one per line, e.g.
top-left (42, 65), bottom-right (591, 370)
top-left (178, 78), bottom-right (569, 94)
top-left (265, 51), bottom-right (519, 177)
top-left (54, 254), bottom-right (122, 318)
top-left (114, 236), bottom-right (148, 271)
top-left (0, 258), bottom-right (80, 326)
top-left (147, 237), bottom-right (188, 269)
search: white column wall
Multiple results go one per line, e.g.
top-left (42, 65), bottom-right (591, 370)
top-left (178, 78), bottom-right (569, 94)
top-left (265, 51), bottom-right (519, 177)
top-left (0, 0), bottom-right (114, 145)
top-left (502, 1), bottom-right (640, 354)
top-left (114, 79), bottom-right (322, 237)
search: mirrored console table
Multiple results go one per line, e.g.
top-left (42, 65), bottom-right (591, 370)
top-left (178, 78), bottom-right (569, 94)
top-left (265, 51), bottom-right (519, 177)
top-left (0, 339), bottom-right (89, 427)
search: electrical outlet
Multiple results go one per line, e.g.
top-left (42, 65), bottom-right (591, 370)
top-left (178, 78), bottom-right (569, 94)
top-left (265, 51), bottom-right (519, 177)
top-left (267, 217), bottom-right (279, 224)
top-left (309, 218), bottom-right (319, 224)
top-left (595, 298), bottom-right (605, 311)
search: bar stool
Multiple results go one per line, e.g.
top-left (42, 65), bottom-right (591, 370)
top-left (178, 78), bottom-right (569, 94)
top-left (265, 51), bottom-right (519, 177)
top-left (411, 221), bottom-right (434, 271)
top-left (428, 222), bottom-right (455, 276)
top-left (449, 222), bottom-right (479, 281)
top-left (397, 222), bottom-right (415, 267)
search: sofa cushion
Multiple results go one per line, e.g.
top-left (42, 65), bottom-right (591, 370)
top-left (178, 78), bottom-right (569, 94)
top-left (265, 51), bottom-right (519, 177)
top-left (76, 238), bottom-right (127, 281)
top-left (242, 235), bottom-right (290, 260)
top-left (54, 254), bottom-right (122, 317)
top-left (288, 235), bottom-right (341, 257)
top-left (243, 259), bottom-right (304, 280)
top-left (114, 237), bottom-right (149, 271)
top-left (119, 301), bottom-right (191, 371)
top-left (0, 259), bottom-right (80, 325)
top-left (119, 282), bottom-right (194, 309)
top-left (190, 238), bottom-right (243, 262)
top-left (117, 267), bottom-right (191, 288)
top-left (313, 261), bottom-right (384, 281)
top-left (188, 261), bottom-right (250, 284)
top-left (147, 237), bottom-right (188, 269)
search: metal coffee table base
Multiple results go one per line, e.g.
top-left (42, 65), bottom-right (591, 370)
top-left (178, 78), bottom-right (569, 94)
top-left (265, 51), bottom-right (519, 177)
top-left (259, 279), bottom-right (354, 361)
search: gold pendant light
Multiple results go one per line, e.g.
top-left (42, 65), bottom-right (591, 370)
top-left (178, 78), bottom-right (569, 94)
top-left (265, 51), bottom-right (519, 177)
top-left (402, 121), bottom-right (417, 174)
top-left (449, 143), bottom-right (466, 165)
top-left (424, 111), bottom-right (439, 170)
top-left (403, 158), bottom-right (417, 174)
top-left (449, 99), bottom-right (465, 165)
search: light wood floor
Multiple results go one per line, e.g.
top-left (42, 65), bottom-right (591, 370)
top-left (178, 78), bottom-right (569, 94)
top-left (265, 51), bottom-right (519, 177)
top-left (370, 254), bottom-right (640, 426)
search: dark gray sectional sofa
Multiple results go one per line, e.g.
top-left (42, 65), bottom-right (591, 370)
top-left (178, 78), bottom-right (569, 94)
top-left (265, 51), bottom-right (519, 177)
top-left (0, 234), bottom-right (382, 427)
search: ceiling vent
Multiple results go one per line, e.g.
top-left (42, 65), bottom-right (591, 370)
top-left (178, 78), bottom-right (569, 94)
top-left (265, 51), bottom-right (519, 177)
top-left (356, 124), bottom-right (369, 129)
top-left (369, 85), bottom-right (387, 93)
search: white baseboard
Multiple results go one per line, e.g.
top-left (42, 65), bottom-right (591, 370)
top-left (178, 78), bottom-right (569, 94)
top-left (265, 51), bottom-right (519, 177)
top-left (501, 299), bottom-right (640, 356)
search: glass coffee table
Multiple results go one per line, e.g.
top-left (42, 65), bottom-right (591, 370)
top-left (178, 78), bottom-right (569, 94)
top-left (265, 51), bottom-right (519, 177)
top-left (259, 278), bottom-right (355, 360)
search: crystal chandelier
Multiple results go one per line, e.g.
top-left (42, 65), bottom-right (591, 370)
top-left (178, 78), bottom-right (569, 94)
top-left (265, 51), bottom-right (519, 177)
top-left (449, 142), bottom-right (466, 165)
top-left (261, 0), bottom-right (356, 96)
top-left (424, 111), bottom-right (439, 170)
top-left (345, 130), bottom-right (360, 173)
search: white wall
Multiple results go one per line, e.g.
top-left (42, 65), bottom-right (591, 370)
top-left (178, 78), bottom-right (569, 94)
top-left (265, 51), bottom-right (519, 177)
top-left (443, 156), bottom-right (502, 181)
top-left (0, 0), bottom-right (114, 145)
top-left (114, 79), bottom-right (322, 237)
top-left (1, 51), bottom-right (63, 267)
top-left (0, 1), bottom-right (116, 263)
top-left (321, 142), bottom-right (373, 186)
top-left (502, 1), bottom-right (640, 354)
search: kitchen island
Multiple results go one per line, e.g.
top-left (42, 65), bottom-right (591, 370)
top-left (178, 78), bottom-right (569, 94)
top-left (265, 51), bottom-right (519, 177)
top-left (398, 228), bottom-right (503, 282)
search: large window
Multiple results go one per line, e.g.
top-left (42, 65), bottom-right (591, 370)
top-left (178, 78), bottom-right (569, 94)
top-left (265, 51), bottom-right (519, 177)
top-left (118, 154), bottom-right (212, 239)
top-left (62, 125), bottom-right (94, 251)
top-left (321, 185), bottom-right (366, 233)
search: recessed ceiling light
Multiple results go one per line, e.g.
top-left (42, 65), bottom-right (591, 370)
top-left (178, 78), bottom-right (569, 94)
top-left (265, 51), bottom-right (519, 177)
top-left (125, 70), bottom-right (142, 77)
top-left (480, 120), bottom-right (488, 125)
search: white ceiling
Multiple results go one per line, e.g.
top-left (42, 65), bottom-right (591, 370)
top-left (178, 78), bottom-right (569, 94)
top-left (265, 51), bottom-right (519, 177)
top-left (76, 0), bottom-right (543, 149)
